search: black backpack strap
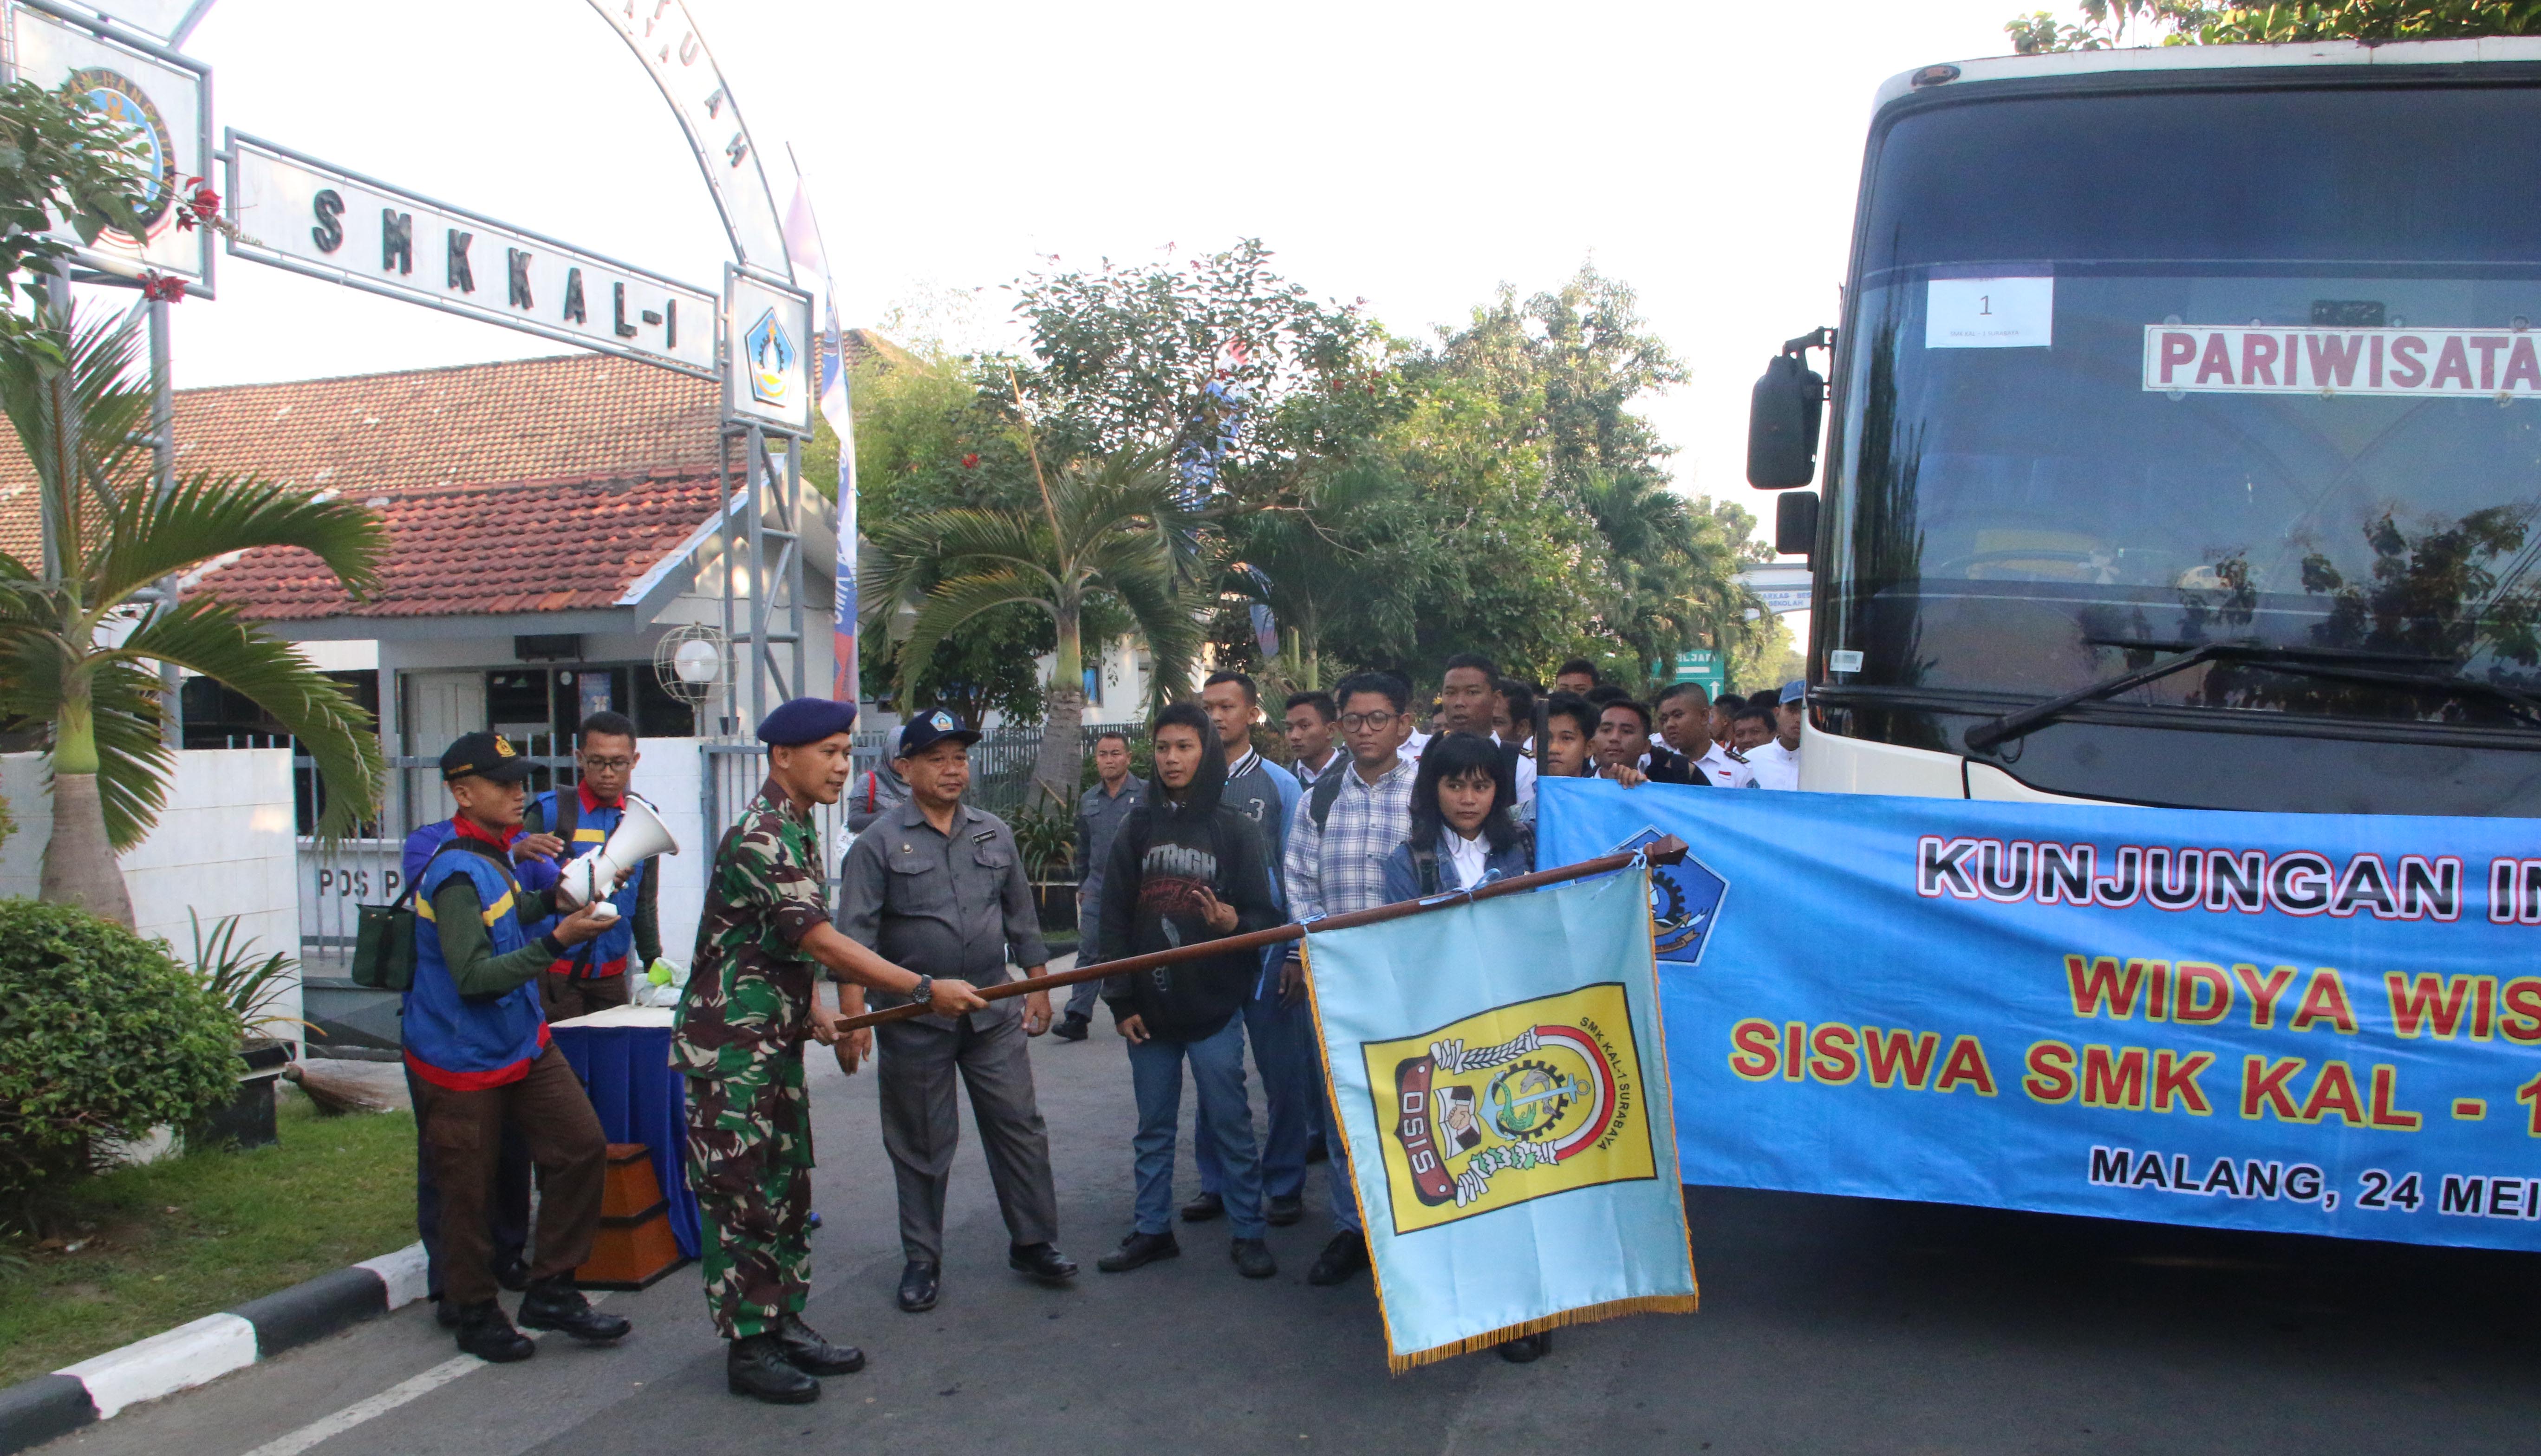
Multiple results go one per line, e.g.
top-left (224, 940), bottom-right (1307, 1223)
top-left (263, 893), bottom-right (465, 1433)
top-left (552, 784), bottom-right (580, 844)
top-left (1309, 768), bottom-right (1346, 831)
top-left (1412, 842), bottom-right (1440, 896)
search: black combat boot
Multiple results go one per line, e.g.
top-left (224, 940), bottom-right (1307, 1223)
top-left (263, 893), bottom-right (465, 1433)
top-left (728, 1333), bottom-right (820, 1404)
top-left (454, 1300), bottom-right (533, 1363)
top-left (776, 1313), bottom-right (865, 1375)
top-left (516, 1278), bottom-right (632, 1343)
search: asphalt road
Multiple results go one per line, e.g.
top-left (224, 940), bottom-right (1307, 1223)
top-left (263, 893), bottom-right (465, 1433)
top-left (39, 1010), bottom-right (2541, 1456)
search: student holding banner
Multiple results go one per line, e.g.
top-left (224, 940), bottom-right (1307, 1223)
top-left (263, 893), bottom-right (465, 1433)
top-left (1375, 728), bottom-right (1552, 1361)
top-left (1090, 703), bottom-right (1284, 1280)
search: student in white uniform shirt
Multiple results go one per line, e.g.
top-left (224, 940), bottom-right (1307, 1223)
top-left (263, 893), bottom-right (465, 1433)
top-left (1654, 682), bottom-right (1740, 789)
top-left (1426, 652), bottom-right (1536, 804)
top-left (1738, 681), bottom-right (1807, 791)
top-left (1725, 701), bottom-right (1789, 789)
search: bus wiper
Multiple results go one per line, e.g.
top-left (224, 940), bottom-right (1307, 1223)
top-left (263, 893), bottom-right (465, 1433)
top-left (1961, 639), bottom-right (2539, 752)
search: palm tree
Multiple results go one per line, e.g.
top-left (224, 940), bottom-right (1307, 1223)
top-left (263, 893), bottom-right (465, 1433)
top-left (0, 310), bottom-right (386, 926)
top-left (865, 448), bottom-right (1203, 811)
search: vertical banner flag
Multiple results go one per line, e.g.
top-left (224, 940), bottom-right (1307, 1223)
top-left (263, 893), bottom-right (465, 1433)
top-left (780, 179), bottom-right (856, 701)
top-left (1536, 777), bottom-right (2541, 1253)
top-left (1305, 868), bottom-right (1699, 1369)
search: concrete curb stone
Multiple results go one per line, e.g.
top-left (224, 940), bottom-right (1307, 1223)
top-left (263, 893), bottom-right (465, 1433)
top-left (0, 1241), bottom-right (429, 1455)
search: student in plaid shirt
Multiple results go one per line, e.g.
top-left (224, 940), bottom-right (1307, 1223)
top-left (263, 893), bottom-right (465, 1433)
top-left (1279, 670), bottom-right (1419, 1288)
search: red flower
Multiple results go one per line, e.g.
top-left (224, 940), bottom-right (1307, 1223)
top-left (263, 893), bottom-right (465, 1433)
top-left (961, 453), bottom-right (980, 469)
top-left (138, 271), bottom-right (186, 303)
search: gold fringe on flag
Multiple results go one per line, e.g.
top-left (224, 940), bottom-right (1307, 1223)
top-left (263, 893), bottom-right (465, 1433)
top-left (1386, 1290), bottom-right (1702, 1374)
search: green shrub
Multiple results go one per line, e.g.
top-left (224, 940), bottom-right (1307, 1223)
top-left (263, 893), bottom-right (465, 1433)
top-left (0, 900), bottom-right (239, 1220)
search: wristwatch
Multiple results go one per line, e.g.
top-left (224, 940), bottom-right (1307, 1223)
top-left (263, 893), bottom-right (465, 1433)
top-left (911, 975), bottom-right (933, 1009)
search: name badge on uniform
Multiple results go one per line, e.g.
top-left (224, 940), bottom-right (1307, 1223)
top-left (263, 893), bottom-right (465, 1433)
top-left (972, 830), bottom-right (996, 845)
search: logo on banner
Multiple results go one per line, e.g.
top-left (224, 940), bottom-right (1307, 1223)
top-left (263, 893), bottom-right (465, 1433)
top-left (1363, 982), bottom-right (1658, 1235)
top-left (72, 67), bottom-right (175, 236)
top-left (743, 307), bottom-right (797, 407)
top-left (1615, 826), bottom-right (1728, 962)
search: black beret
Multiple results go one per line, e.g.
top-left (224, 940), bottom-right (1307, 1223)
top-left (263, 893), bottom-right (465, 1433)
top-left (756, 696), bottom-right (860, 746)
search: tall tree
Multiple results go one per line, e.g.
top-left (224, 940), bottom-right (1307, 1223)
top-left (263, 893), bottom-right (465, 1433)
top-left (863, 448), bottom-right (1203, 810)
top-left (0, 315), bottom-right (385, 925)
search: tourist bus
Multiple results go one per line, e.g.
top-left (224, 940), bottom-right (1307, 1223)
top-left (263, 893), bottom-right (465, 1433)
top-left (1749, 39), bottom-right (2541, 814)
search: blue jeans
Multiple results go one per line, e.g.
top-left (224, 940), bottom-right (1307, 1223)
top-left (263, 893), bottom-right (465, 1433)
top-left (1326, 1080), bottom-right (1362, 1233)
top-left (1127, 1016), bottom-right (1265, 1240)
top-left (1195, 986), bottom-right (1316, 1202)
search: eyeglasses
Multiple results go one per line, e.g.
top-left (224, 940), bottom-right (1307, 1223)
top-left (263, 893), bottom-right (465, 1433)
top-left (1338, 711), bottom-right (1397, 732)
top-left (580, 756), bottom-right (634, 773)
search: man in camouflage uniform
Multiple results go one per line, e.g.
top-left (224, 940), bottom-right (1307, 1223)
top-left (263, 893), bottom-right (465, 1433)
top-left (672, 697), bottom-right (988, 1405)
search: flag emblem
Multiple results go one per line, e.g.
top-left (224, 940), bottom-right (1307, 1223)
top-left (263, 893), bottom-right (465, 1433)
top-left (1362, 982), bottom-right (1657, 1235)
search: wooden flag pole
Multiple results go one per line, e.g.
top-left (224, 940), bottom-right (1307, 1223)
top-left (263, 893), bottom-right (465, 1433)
top-left (829, 836), bottom-right (1687, 1034)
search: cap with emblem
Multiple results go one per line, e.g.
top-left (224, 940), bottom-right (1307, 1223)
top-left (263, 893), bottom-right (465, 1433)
top-left (441, 731), bottom-right (533, 783)
top-left (895, 708), bottom-right (982, 758)
top-left (756, 696), bottom-right (860, 747)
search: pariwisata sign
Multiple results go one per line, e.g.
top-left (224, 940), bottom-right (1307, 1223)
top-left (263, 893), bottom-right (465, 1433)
top-left (2143, 324), bottom-right (2541, 399)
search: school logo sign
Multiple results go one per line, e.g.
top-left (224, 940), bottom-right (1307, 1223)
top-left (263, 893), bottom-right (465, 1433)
top-left (1616, 826), bottom-right (1728, 962)
top-left (72, 67), bottom-right (176, 236)
top-left (743, 306), bottom-right (797, 408)
top-left (1365, 982), bottom-right (1659, 1236)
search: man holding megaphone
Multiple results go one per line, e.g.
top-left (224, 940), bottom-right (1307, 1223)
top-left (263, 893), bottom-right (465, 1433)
top-left (523, 711), bottom-right (667, 1022)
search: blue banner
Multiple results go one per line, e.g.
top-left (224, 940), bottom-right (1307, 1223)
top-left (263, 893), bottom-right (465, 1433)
top-left (1304, 869), bottom-right (1699, 1368)
top-left (1538, 778), bottom-right (2541, 1251)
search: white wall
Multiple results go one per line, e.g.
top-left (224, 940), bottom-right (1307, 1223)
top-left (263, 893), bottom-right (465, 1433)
top-left (0, 749), bottom-right (303, 1042)
top-left (629, 736), bottom-right (708, 965)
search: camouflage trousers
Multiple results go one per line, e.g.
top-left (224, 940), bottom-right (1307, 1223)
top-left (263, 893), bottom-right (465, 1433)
top-left (683, 1050), bottom-right (813, 1340)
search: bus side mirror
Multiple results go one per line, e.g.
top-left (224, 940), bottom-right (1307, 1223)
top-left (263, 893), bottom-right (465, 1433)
top-left (1776, 491), bottom-right (1818, 559)
top-left (1747, 333), bottom-right (1830, 489)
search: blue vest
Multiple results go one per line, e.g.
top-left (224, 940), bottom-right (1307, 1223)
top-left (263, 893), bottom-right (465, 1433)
top-left (530, 790), bottom-right (648, 978)
top-left (405, 834), bottom-right (548, 1089)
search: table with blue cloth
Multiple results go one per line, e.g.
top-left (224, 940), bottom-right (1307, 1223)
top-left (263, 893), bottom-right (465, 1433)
top-left (549, 1004), bottom-right (700, 1260)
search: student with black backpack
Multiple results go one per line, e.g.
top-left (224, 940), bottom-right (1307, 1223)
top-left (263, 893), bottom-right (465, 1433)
top-left (1378, 731), bottom-right (1533, 904)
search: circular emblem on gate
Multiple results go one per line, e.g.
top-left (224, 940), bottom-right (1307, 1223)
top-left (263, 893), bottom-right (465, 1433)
top-left (1486, 1059), bottom-right (1580, 1142)
top-left (70, 67), bottom-right (176, 237)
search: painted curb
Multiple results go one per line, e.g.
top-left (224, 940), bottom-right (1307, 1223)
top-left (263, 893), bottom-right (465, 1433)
top-left (0, 1241), bottom-right (427, 1456)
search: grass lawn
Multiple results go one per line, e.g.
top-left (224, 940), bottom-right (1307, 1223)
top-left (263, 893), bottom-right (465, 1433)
top-left (0, 1086), bottom-right (416, 1387)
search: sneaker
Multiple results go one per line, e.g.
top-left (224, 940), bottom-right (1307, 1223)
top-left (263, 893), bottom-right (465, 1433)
top-left (1096, 1229), bottom-right (1180, 1273)
top-left (453, 1300), bottom-right (533, 1363)
top-left (1307, 1231), bottom-right (1368, 1287)
top-left (728, 1332), bottom-right (820, 1404)
top-left (1052, 1015), bottom-right (1090, 1042)
top-left (1264, 1194), bottom-right (1304, 1227)
top-left (516, 1278), bottom-right (631, 1343)
top-left (1179, 1190), bottom-right (1225, 1223)
top-left (1231, 1238), bottom-right (1277, 1280)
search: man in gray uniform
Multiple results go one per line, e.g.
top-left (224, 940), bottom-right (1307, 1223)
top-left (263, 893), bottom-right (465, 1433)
top-left (1055, 729), bottom-right (1144, 1042)
top-left (836, 709), bottom-right (1076, 1313)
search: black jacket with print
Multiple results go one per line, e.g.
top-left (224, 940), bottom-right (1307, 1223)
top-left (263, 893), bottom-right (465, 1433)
top-left (1094, 805), bottom-right (1279, 1042)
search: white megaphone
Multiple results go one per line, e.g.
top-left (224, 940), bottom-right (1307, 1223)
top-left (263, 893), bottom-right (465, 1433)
top-left (554, 796), bottom-right (679, 922)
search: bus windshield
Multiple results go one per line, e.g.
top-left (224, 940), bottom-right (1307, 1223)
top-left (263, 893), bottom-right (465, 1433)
top-left (1826, 81), bottom-right (2541, 750)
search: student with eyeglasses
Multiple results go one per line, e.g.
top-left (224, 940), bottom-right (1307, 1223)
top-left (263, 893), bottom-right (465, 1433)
top-left (520, 710), bottom-right (665, 1022)
top-left (1280, 671), bottom-right (1420, 1288)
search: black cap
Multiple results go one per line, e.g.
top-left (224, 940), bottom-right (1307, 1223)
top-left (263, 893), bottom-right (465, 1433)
top-left (756, 696), bottom-right (860, 747)
top-left (442, 731), bottom-right (533, 783)
top-left (896, 708), bottom-right (981, 758)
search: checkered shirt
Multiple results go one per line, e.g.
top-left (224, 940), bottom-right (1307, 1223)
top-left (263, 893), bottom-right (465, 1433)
top-left (1283, 756), bottom-right (1417, 923)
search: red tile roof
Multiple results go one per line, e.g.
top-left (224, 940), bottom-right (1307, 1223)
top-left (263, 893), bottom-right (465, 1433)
top-left (193, 470), bottom-right (729, 621)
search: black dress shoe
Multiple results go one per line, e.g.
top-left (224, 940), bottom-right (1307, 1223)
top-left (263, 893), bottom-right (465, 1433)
top-left (1264, 1194), bottom-right (1304, 1227)
top-left (1009, 1242), bottom-right (1078, 1282)
top-left (897, 1261), bottom-right (939, 1313)
top-left (1307, 1231), bottom-right (1368, 1287)
top-left (1052, 1015), bottom-right (1090, 1042)
top-left (492, 1254), bottom-right (531, 1292)
top-left (728, 1333), bottom-right (820, 1404)
top-left (1096, 1229), bottom-right (1180, 1273)
top-left (1231, 1238), bottom-right (1277, 1280)
top-left (1179, 1190), bottom-right (1225, 1222)
top-left (516, 1278), bottom-right (632, 1343)
top-left (1304, 1136), bottom-right (1329, 1164)
top-left (1498, 1332), bottom-right (1552, 1363)
top-left (433, 1296), bottom-right (459, 1330)
top-left (776, 1314), bottom-right (865, 1375)
top-left (454, 1300), bottom-right (534, 1363)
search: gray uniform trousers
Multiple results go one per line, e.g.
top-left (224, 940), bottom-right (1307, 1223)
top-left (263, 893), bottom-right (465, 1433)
top-left (875, 1008), bottom-right (1061, 1264)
